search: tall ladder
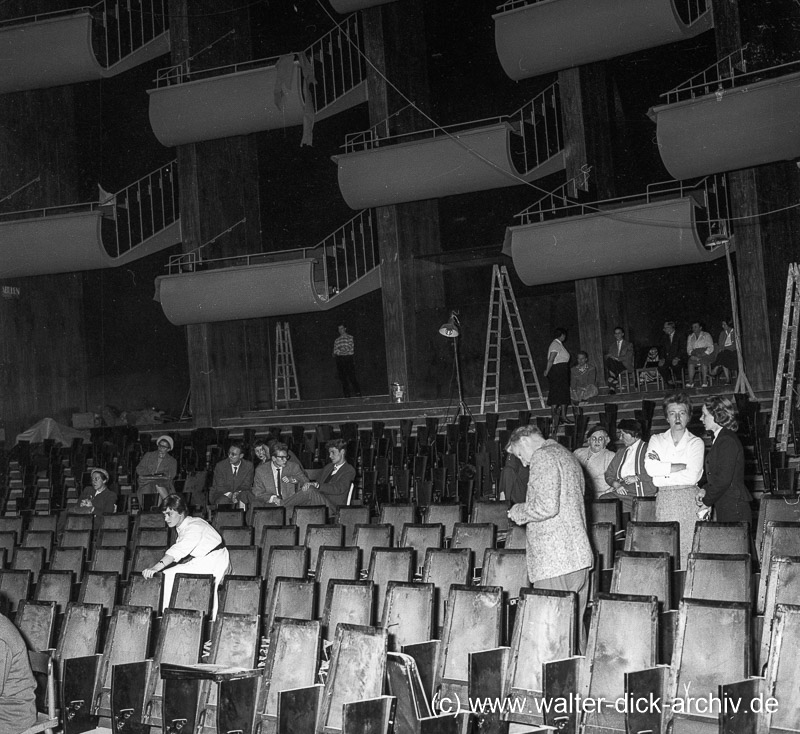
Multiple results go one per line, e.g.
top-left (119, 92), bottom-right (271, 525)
top-left (481, 265), bottom-right (545, 414)
top-left (769, 263), bottom-right (800, 452)
top-left (274, 322), bottom-right (300, 406)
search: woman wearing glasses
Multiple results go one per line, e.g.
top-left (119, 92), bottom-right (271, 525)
top-left (136, 434), bottom-right (178, 501)
top-left (142, 494), bottom-right (230, 619)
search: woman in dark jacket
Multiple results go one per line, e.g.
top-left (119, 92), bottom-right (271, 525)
top-left (696, 395), bottom-right (753, 523)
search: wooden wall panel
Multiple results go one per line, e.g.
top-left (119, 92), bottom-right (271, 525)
top-left (169, 0), bottom-right (268, 424)
top-left (0, 0), bottom-right (93, 440)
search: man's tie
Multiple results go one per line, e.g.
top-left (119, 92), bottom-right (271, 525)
top-left (276, 468), bottom-right (282, 498)
top-left (233, 464), bottom-right (238, 478)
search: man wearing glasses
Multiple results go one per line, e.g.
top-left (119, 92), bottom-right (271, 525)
top-left (251, 441), bottom-right (308, 506)
top-left (209, 440), bottom-right (254, 507)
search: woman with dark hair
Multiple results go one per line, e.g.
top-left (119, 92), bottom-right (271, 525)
top-left (544, 327), bottom-right (571, 427)
top-left (142, 494), bottom-right (230, 618)
top-left (644, 392), bottom-right (705, 568)
top-left (696, 396), bottom-right (752, 524)
top-left (602, 419), bottom-right (658, 513)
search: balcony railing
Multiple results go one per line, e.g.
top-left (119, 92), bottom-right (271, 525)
top-left (661, 47), bottom-right (800, 105)
top-left (166, 209), bottom-right (379, 302)
top-left (154, 14), bottom-right (365, 116)
top-left (514, 174), bottom-right (730, 232)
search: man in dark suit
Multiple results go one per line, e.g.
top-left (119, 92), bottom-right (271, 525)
top-left (209, 440), bottom-right (254, 506)
top-left (657, 321), bottom-right (685, 387)
top-left (282, 438), bottom-right (355, 513)
top-left (250, 441), bottom-right (309, 506)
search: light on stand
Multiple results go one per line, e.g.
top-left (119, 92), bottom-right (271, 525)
top-left (438, 311), bottom-right (470, 421)
top-left (439, 312), bottom-right (460, 338)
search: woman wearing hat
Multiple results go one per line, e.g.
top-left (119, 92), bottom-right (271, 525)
top-left (136, 434), bottom-right (178, 501)
top-left (76, 468), bottom-right (118, 515)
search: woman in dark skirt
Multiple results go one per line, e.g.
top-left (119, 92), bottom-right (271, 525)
top-left (544, 327), bottom-right (571, 427)
top-left (696, 395), bottom-right (753, 524)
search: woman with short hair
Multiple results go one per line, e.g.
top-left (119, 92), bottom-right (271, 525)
top-left (76, 467), bottom-right (117, 515)
top-left (544, 327), bottom-right (571, 428)
top-left (696, 396), bottom-right (752, 524)
top-left (142, 494), bottom-right (230, 619)
top-left (644, 392), bottom-right (705, 568)
top-left (136, 434), bottom-right (178, 501)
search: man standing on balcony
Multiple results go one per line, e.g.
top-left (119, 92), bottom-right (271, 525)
top-left (333, 324), bottom-right (362, 398)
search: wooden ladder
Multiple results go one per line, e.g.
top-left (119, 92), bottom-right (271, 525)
top-left (769, 263), bottom-right (800, 452)
top-left (480, 264), bottom-right (544, 414)
top-left (274, 322), bottom-right (300, 406)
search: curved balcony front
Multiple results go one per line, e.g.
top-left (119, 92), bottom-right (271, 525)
top-left (148, 61), bottom-right (306, 147)
top-left (0, 209), bottom-right (181, 279)
top-left (650, 70), bottom-right (800, 180)
top-left (494, 0), bottom-right (712, 80)
top-left (0, 7), bottom-right (169, 94)
top-left (155, 260), bottom-right (381, 325)
top-left (504, 197), bottom-right (723, 286)
top-left (334, 122), bottom-right (564, 209)
top-left (329, 0), bottom-right (396, 11)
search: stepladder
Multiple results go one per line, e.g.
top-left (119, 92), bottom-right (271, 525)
top-left (769, 263), bottom-right (800, 452)
top-left (480, 264), bottom-right (544, 413)
top-left (274, 321), bottom-right (300, 406)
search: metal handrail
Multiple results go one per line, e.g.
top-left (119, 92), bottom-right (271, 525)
top-left (661, 50), bottom-right (800, 105)
top-left (513, 167), bottom-right (591, 223)
top-left (0, 201), bottom-right (101, 223)
top-left (165, 209), bottom-right (379, 302)
top-left (108, 160), bottom-right (179, 258)
top-left (513, 174), bottom-right (727, 226)
top-left (155, 53), bottom-right (285, 87)
top-left (0, 5), bottom-right (92, 30)
top-left (496, 0), bottom-right (709, 23)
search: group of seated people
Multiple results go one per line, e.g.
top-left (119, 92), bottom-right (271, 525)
top-left (576, 319), bottom-right (739, 404)
top-left (135, 437), bottom-right (356, 515)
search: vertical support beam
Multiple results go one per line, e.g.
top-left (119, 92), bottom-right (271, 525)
top-left (169, 0), bottom-right (267, 424)
top-left (710, 0), bottom-right (800, 390)
top-left (363, 1), bottom-right (445, 400)
top-left (559, 65), bottom-right (618, 372)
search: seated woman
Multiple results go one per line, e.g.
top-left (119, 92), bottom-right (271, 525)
top-left (573, 425), bottom-right (615, 500)
top-left (136, 434), bottom-right (178, 502)
top-left (75, 467), bottom-right (117, 515)
top-left (638, 346), bottom-right (661, 385)
top-left (601, 419), bottom-right (657, 513)
top-left (142, 494), bottom-right (230, 619)
top-left (570, 350), bottom-right (598, 416)
top-left (710, 318), bottom-right (738, 384)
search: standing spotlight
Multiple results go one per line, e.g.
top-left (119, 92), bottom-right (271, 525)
top-left (439, 311), bottom-right (469, 421)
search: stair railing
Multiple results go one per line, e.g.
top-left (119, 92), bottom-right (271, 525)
top-left (108, 161), bottom-right (179, 258)
top-left (507, 80), bottom-right (562, 175)
top-left (514, 167), bottom-right (591, 226)
top-left (304, 13), bottom-right (366, 115)
top-left (95, 0), bottom-right (169, 68)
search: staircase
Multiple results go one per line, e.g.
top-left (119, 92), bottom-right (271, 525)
top-left (102, 161), bottom-right (180, 259)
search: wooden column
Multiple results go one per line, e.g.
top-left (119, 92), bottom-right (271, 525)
top-left (710, 0), bottom-right (800, 390)
top-left (363, 1), bottom-right (445, 400)
top-left (559, 65), bottom-right (619, 372)
top-left (0, 0), bottom-right (94, 440)
top-left (169, 0), bottom-right (267, 424)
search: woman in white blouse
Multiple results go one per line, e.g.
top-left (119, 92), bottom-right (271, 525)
top-left (644, 392), bottom-right (705, 568)
top-left (544, 327), bottom-right (571, 428)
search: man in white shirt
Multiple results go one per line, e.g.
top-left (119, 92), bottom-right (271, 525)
top-left (686, 321), bottom-right (714, 386)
